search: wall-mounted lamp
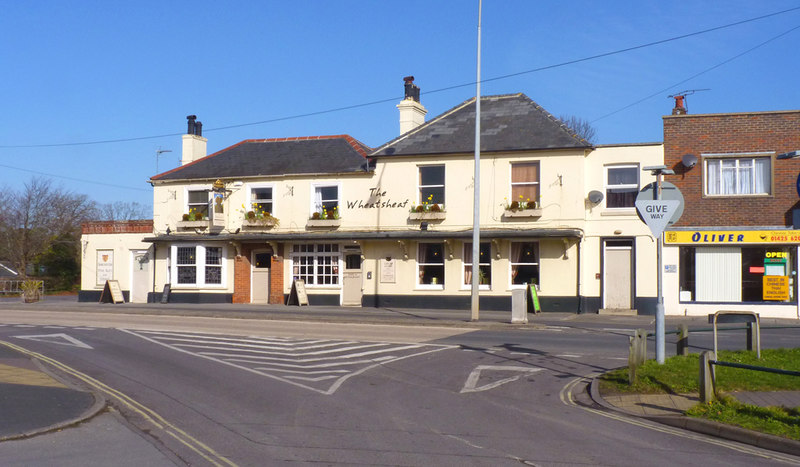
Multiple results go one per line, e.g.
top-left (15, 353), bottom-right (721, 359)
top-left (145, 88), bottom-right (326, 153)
top-left (420, 222), bottom-right (429, 231)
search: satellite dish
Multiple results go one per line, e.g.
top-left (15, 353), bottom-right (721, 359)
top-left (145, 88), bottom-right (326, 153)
top-left (587, 190), bottom-right (604, 204)
top-left (681, 154), bottom-right (698, 168)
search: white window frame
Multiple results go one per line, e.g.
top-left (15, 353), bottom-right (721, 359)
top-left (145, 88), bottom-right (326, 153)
top-left (509, 161), bottom-right (540, 208)
top-left (509, 241), bottom-right (540, 289)
top-left (246, 183), bottom-right (275, 215)
top-left (310, 182), bottom-right (341, 218)
top-left (170, 244), bottom-right (227, 289)
top-left (703, 153), bottom-right (772, 196)
top-left (417, 242), bottom-right (445, 290)
top-left (184, 185), bottom-right (211, 217)
top-left (462, 242), bottom-right (491, 290)
top-left (604, 164), bottom-right (639, 210)
top-left (418, 165), bottom-right (445, 207)
top-left (289, 243), bottom-right (341, 288)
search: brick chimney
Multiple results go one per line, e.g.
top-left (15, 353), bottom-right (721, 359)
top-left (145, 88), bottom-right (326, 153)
top-left (672, 95), bottom-right (687, 115)
top-left (397, 76), bottom-right (427, 134)
top-left (181, 115), bottom-right (208, 165)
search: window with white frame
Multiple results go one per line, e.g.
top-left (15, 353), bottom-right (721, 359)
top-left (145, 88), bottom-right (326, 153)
top-left (419, 165), bottom-right (445, 206)
top-left (418, 242), bottom-right (445, 286)
top-left (464, 242), bottom-right (491, 287)
top-left (186, 189), bottom-right (210, 217)
top-left (249, 186), bottom-right (273, 215)
top-left (510, 162), bottom-right (540, 208)
top-left (705, 156), bottom-right (771, 196)
top-left (313, 185), bottom-right (339, 218)
top-left (510, 242), bottom-right (539, 287)
top-left (291, 244), bottom-right (340, 286)
top-left (172, 245), bottom-right (225, 287)
top-left (605, 164), bottom-right (639, 208)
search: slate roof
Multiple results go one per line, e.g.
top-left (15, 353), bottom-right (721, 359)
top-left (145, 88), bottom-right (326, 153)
top-left (152, 135), bottom-right (372, 182)
top-left (372, 93), bottom-right (591, 157)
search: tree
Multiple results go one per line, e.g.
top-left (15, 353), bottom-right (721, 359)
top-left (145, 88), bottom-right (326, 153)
top-left (96, 201), bottom-right (150, 221)
top-left (0, 178), bottom-right (97, 280)
top-left (559, 115), bottom-right (597, 144)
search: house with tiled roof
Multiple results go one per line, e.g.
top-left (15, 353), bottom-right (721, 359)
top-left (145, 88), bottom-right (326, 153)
top-left (80, 78), bottom-right (663, 314)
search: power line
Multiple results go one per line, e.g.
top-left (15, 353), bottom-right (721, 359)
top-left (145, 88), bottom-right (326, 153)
top-left (590, 24), bottom-right (800, 123)
top-left (0, 164), bottom-right (149, 192)
top-left (0, 6), bottom-right (798, 150)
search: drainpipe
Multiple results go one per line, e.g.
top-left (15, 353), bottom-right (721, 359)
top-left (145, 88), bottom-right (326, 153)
top-left (576, 234), bottom-right (583, 314)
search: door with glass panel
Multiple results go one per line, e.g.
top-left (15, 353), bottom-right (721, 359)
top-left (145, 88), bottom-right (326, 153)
top-left (342, 252), bottom-right (363, 306)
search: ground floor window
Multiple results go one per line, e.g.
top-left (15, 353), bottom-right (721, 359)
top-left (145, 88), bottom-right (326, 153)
top-left (464, 242), bottom-right (491, 288)
top-left (511, 242), bottom-right (539, 287)
top-left (291, 244), bottom-right (340, 286)
top-left (172, 245), bottom-right (225, 287)
top-left (679, 246), bottom-right (796, 303)
top-left (418, 243), bottom-right (444, 287)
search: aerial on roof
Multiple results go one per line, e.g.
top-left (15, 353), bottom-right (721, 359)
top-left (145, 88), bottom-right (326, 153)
top-left (151, 135), bottom-right (372, 182)
top-left (372, 93), bottom-right (591, 157)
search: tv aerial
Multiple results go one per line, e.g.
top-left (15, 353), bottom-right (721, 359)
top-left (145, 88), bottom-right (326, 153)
top-left (668, 89), bottom-right (710, 114)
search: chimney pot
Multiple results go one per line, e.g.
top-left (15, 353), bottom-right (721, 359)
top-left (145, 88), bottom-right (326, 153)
top-left (195, 121), bottom-right (203, 136)
top-left (187, 115), bottom-right (197, 134)
top-left (672, 96), bottom-right (687, 115)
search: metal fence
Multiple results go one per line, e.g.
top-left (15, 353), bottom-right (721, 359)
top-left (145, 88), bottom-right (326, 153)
top-left (0, 280), bottom-right (45, 295)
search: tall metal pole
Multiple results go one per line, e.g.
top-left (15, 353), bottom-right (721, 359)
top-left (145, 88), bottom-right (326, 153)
top-left (655, 172), bottom-right (665, 364)
top-left (471, 0), bottom-right (482, 321)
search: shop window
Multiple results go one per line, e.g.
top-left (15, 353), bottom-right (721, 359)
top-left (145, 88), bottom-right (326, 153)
top-left (679, 246), bottom-right (795, 303)
top-left (419, 165), bottom-right (445, 206)
top-left (464, 242), bottom-right (491, 288)
top-left (172, 245), bottom-right (226, 287)
top-left (418, 243), bottom-right (444, 287)
top-left (291, 244), bottom-right (340, 286)
top-left (510, 242), bottom-right (539, 287)
top-left (705, 156), bottom-right (771, 196)
top-left (605, 164), bottom-right (639, 208)
top-left (511, 162), bottom-right (540, 207)
top-left (313, 185), bottom-right (339, 218)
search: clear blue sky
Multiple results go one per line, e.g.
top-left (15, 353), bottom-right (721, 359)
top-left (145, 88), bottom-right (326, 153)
top-left (2, 1), bottom-right (799, 210)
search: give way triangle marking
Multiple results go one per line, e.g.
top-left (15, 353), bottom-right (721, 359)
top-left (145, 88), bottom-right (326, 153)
top-left (460, 365), bottom-right (543, 393)
top-left (13, 333), bottom-right (93, 349)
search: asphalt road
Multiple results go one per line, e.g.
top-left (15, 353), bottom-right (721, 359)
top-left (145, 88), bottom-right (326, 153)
top-left (1, 310), bottom-right (799, 466)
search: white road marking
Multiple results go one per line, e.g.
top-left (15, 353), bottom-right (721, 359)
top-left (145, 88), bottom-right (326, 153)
top-left (461, 365), bottom-right (544, 393)
top-left (13, 333), bottom-right (93, 349)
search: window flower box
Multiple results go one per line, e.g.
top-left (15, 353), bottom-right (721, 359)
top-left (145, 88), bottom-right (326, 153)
top-left (409, 211), bottom-right (446, 221)
top-left (503, 208), bottom-right (542, 219)
top-left (242, 218), bottom-right (278, 229)
top-left (177, 220), bottom-right (210, 230)
top-left (307, 218), bottom-right (342, 228)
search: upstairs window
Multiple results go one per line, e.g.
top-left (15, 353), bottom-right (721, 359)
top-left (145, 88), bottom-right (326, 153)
top-left (250, 186), bottom-right (273, 215)
top-left (511, 162), bottom-right (540, 207)
top-left (705, 156), bottom-right (771, 196)
top-left (605, 165), bottom-right (639, 208)
top-left (419, 165), bottom-right (445, 206)
top-left (187, 189), bottom-right (210, 217)
top-left (313, 185), bottom-right (339, 218)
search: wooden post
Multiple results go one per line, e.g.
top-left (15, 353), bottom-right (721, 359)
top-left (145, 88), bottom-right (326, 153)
top-left (628, 329), bottom-right (647, 384)
top-left (676, 323), bottom-right (689, 356)
top-left (699, 350), bottom-right (715, 403)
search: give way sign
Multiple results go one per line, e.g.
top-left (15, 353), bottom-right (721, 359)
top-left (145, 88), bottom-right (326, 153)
top-left (635, 200), bottom-right (680, 238)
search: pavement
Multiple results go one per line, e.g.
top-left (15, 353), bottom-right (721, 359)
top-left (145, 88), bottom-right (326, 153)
top-left (1, 296), bottom-right (800, 457)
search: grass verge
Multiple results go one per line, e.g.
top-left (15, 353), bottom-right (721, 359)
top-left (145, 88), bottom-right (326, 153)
top-left (598, 348), bottom-right (800, 441)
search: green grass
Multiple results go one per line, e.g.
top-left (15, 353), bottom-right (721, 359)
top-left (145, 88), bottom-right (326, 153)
top-left (598, 348), bottom-right (800, 440)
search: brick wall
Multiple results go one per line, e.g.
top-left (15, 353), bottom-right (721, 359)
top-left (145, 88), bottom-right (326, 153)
top-left (82, 220), bottom-right (153, 234)
top-left (270, 247), bottom-right (284, 304)
top-left (663, 111), bottom-right (800, 227)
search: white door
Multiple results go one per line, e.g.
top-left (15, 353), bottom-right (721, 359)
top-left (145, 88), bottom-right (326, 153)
top-left (130, 250), bottom-right (150, 303)
top-left (342, 253), bottom-right (363, 306)
top-left (603, 240), bottom-right (633, 310)
top-left (251, 251), bottom-right (271, 304)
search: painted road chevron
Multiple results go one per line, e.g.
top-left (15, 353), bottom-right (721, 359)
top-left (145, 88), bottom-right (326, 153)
top-left (123, 329), bottom-right (454, 395)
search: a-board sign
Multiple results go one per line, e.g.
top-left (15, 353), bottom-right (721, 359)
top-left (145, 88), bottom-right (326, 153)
top-left (160, 284), bottom-right (171, 304)
top-left (528, 283), bottom-right (541, 314)
top-left (287, 279), bottom-right (309, 306)
top-left (99, 280), bottom-right (125, 304)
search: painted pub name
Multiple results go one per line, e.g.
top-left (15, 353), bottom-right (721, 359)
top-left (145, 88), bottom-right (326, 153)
top-left (346, 187), bottom-right (410, 210)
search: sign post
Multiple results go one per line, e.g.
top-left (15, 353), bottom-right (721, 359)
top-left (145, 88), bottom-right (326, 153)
top-left (637, 169), bottom-right (683, 364)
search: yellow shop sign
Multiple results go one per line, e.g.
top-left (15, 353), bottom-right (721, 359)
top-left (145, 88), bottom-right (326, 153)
top-left (665, 230), bottom-right (800, 245)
